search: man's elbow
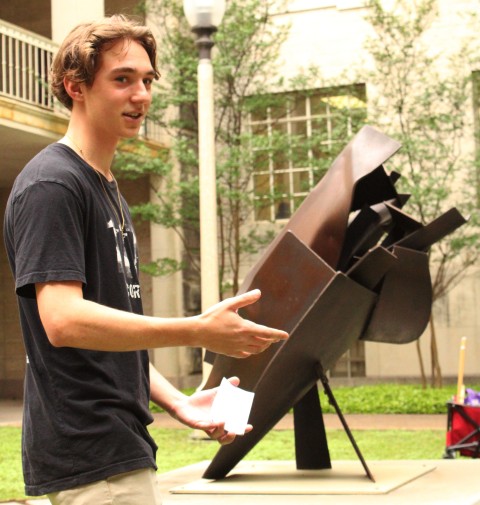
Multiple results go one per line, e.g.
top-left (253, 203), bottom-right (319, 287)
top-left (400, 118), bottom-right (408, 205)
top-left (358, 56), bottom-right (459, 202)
top-left (35, 281), bottom-right (85, 347)
top-left (47, 332), bottom-right (68, 348)
top-left (42, 313), bottom-right (74, 348)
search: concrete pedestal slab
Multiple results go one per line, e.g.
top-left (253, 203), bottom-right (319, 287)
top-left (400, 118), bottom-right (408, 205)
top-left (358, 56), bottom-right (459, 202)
top-left (158, 459), bottom-right (480, 505)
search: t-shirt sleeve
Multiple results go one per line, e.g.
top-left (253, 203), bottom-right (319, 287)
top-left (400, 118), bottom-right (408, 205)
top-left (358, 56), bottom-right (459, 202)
top-left (12, 180), bottom-right (87, 298)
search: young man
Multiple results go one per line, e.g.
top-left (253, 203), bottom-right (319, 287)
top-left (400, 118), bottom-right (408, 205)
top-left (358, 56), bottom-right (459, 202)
top-left (3, 15), bottom-right (288, 504)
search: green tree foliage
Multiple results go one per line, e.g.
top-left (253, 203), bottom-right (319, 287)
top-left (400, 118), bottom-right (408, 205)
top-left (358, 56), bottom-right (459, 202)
top-left (116, 0), bottom-right (336, 298)
top-left (115, 0), bottom-right (293, 297)
top-left (364, 0), bottom-right (480, 300)
top-left (361, 0), bottom-right (480, 386)
top-left (114, 1), bottom-right (480, 388)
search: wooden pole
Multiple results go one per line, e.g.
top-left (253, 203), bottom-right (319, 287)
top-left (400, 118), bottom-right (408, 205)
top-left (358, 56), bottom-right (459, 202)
top-left (456, 336), bottom-right (467, 404)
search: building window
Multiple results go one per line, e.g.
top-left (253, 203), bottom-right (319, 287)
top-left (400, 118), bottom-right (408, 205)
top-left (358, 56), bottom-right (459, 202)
top-left (249, 84), bottom-right (367, 221)
top-left (248, 84), bottom-right (368, 378)
top-left (330, 340), bottom-right (366, 379)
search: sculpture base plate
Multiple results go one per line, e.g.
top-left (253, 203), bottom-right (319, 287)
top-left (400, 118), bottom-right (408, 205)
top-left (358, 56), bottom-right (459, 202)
top-left (158, 458), bottom-right (480, 505)
top-left (171, 460), bottom-right (434, 495)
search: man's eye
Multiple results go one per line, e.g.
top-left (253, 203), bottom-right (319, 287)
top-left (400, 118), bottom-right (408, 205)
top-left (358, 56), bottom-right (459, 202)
top-left (116, 76), bottom-right (128, 83)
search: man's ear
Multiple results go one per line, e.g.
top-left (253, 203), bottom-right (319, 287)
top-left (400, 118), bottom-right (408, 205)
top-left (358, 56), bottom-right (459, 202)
top-left (63, 77), bottom-right (84, 103)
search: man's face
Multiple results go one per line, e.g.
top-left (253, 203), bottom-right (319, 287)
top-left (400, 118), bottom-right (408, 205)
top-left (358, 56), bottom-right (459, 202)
top-left (80, 38), bottom-right (156, 142)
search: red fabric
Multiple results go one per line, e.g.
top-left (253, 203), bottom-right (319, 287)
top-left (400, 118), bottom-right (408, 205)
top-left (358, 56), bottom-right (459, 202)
top-left (447, 404), bottom-right (480, 457)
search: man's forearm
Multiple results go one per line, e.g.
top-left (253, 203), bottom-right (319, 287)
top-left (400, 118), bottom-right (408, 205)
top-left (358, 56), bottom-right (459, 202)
top-left (35, 281), bottom-right (289, 358)
top-left (149, 363), bottom-right (185, 414)
top-left (40, 292), bottom-right (198, 351)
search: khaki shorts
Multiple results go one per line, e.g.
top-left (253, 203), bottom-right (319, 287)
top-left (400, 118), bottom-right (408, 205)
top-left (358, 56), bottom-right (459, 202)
top-left (47, 468), bottom-right (162, 505)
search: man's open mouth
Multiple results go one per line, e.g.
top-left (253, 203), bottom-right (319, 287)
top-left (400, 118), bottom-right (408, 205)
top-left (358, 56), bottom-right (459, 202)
top-left (123, 112), bottom-right (143, 119)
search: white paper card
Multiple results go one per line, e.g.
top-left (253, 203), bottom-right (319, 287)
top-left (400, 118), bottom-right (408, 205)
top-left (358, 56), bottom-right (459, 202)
top-left (210, 377), bottom-right (255, 435)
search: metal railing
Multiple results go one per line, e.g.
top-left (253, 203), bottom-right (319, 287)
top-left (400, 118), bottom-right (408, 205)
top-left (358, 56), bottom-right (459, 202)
top-left (0, 19), bottom-right (57, 110)
top-left (0, 19), bottom-right (163, 143)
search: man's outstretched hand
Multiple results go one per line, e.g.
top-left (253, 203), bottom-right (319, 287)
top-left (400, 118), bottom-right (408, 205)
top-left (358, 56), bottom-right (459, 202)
top-left (195, 289), bottom-right (289, 358)
top-left (170, 377), bottom-right (252, 445)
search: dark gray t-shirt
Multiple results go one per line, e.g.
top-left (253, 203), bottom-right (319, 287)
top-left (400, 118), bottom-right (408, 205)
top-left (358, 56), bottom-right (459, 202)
top-left (3, 143), bottom-right (157, 496)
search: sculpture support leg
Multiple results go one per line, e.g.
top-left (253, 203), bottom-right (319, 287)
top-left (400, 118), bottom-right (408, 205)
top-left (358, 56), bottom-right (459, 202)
top-left (317, 364), bottom-right (376, 482)
top-left (293, 383), bottom-right (331, 470)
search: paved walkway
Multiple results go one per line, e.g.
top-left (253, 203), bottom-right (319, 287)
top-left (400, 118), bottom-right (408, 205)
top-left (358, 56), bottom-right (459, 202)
top-left (0, 401), bottom-right (447, 504)
top-left (0, 400), bottom-right (447, 430)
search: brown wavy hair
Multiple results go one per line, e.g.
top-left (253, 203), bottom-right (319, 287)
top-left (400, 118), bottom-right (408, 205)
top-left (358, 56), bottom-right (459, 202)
top-left (50, 15), bottom-right (160, 110)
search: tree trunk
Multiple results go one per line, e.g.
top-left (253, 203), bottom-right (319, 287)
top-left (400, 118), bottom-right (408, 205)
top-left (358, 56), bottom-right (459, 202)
top-left (429, 313), bottom-right (443, 388)
top-left (416, 340), bottom-right (427, 389)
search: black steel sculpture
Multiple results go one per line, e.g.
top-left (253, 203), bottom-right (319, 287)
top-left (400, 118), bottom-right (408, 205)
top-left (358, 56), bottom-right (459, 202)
top-left (202, 125), bottom-right (466, 481)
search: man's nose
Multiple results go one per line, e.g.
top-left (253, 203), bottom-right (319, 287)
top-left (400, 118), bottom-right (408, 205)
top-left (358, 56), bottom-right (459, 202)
top-left (132, 82), bottom-right (151, 103)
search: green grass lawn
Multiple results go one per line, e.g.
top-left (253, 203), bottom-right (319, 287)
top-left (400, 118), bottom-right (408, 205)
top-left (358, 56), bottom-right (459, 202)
top-left (152, 383), bottom-right (480, 415)
top-left (0, 426), bottom-right (450, 502)
top-left (2, 382), bottom-right (477, 502)
top-left (153, 427), bottom-right (448, 472)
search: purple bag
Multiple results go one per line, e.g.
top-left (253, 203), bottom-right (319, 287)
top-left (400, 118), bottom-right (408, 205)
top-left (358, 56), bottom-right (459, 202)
top-left (464, 388), bottom-right (480, 406)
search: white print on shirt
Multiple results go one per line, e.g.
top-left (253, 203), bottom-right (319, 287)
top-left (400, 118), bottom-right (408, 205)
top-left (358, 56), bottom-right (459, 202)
top-left (126, 283), bottom-right (141, 299)
top-left (107, 219), bottom-right (131, 277)
top-left (107, 219), bottom-right (141, 300)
